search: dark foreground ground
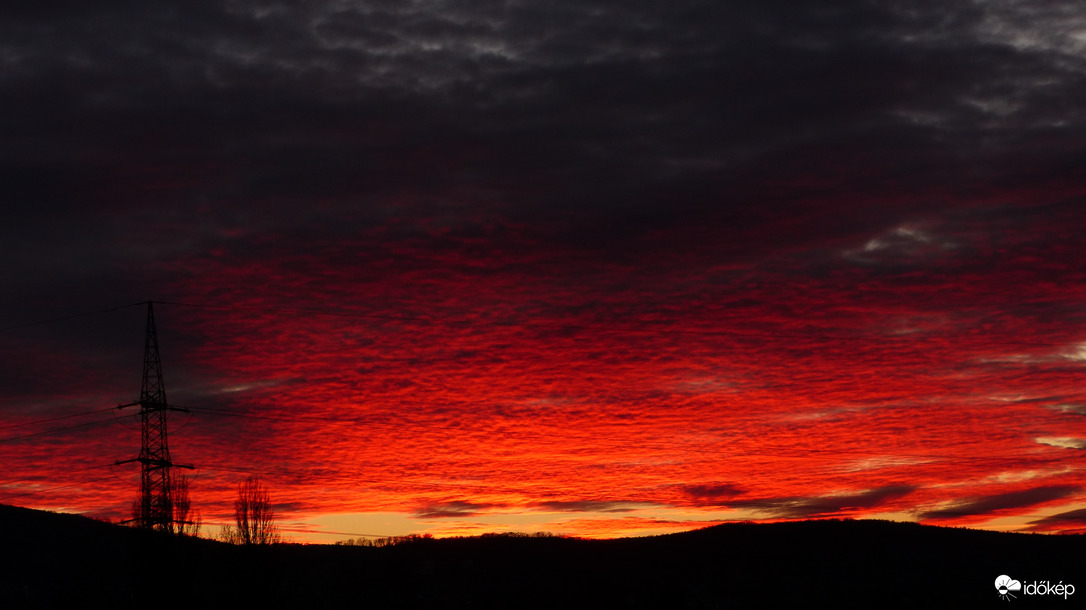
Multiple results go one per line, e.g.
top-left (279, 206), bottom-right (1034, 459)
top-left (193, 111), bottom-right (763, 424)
top-left (1, 503), bottom-right (1082, 609)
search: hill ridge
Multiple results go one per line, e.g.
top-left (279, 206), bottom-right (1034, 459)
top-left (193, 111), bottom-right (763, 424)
top-left (1, 503), bottom-right (1081, 609)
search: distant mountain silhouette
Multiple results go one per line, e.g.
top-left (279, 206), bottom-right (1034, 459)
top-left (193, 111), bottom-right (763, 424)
top-left (1, 503), bottom-right (1082, 609)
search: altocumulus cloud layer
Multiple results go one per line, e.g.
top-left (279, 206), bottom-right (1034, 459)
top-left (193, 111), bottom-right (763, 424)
top-left (1, 1), bottom-right (1086, 539)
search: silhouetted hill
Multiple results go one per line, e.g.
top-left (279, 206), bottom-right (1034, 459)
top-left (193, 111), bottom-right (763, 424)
top-left (1, 503), bottom-right (1082, 609)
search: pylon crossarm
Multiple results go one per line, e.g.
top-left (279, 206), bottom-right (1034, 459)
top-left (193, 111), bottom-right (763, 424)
top-left (117, 401), bottom-right (187, 413)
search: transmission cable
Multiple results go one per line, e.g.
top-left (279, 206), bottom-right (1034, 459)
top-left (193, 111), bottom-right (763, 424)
top-left (153, 299), bottom-right (1072, 348)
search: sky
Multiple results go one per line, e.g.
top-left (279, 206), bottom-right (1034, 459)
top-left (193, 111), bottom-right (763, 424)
top-left (2, 1), bottom-right (1086, 542)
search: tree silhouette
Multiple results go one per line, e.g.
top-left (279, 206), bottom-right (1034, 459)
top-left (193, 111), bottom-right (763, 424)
top-left (126, 472), bottom-right (200, 536)
top-left (220, 477), bottom-right (280, 545)
top-left (172, 473), bottom-right (202, 536)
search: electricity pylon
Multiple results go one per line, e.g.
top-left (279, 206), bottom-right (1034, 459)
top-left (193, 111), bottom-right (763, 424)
top-left (117, 301), bottom-right (191, 531)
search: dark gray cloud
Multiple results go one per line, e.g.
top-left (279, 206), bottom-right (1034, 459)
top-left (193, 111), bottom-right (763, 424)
top-left (728, 485), bottom-right (916, 518)
top-left (1025, 507), bottom-right (1086, 532)
top-left (695, 484), bottom-right (916, 516)
top-left (683, 483), bottom-right (746, 502)
top-left (414, 500), bottom-right (496, 518)
top-left (534, 500), bottom-right (640, 513)
top-left (919, 485), bottom-right (1080, 521)
top-left (1, 0), bottom-right (1080, 328)
top-left (4, 1), bottom-right (1083, 259)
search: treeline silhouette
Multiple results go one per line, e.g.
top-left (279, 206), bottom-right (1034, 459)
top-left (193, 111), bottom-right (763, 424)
top-left (334, 531), bottom-right (560, 547)
top-left (1, 503), bottom-right (1082, 609)
top-left (334, 533), bottom-right (434, 547)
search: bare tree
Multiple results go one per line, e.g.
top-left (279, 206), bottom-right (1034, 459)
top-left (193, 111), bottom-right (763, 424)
top-left (172, 473), bottom-right (202, 536)
top-left (127, 472), bottom-right (201, 536)
top-left (221, 477), bottom-right (280, 545)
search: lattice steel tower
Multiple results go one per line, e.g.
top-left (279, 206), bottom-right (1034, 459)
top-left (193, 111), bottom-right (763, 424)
top-left (119, 301), bottom-right (188, 531)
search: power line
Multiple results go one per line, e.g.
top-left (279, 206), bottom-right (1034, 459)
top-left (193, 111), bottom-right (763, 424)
top-left (0, 401), bottom-right (1062, 490)
top-left (0, 417), bottom-right (119, 444)
top-left (0, 462), bottom-right (116, 489)
top-left (152, 299), bottom-right (1073, 348)
top-left (0, 473), bottom-right (118, 502)
top-left (0, 406), bottom-right (121, 431)
top-left (0, 301), bottom-right (147, 333)
top-left (2, 296), bottom-right (1057, 348)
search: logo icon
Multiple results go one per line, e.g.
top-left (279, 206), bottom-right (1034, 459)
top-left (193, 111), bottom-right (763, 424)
top-left (996, 575), bottom-right (1022, 601)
